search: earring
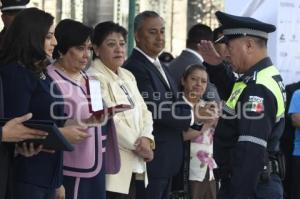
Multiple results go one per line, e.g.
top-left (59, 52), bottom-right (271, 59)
top-left (58, 51), bottom-right (63, 58)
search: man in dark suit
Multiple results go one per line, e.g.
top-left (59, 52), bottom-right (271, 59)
top-left (169, 23), bottom-right (220, 102)
top-left (123, 11), bottom-right (211, 199)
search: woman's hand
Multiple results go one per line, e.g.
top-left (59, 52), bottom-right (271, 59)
top-left (194, 101), bottom-right (219, 125)
top-left (2, 113), bottom-right (48, 142)
top-left (15, 143), bottom-right (43, 157)
top-left (55, 185), bottom-right (65, 199)
top-left (133, 137), bottom-right (154, 162)
top-left (65, 115), bottom-right (108, 128)
top-left (204, 102), bottom-right (219, 127)
top-left (59, 125), bottom-right (90, 144)
top-left (84, 114), bottom-right (108, 127)
top-left (183, 124), bottom-right (208, 141)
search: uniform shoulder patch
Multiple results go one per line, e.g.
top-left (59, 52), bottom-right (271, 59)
top-left (245, 96), bottom-right (264, 113)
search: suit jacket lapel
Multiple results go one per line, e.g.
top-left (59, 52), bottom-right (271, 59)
top-left (91, 60), bottom-right (134, 128)
top-left (164, 65), bottom-right (177, 93)
top-left (131, 49), bottom-right (171, 90)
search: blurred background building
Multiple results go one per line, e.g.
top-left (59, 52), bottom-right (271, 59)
top-left (0, 0), bottom-right (224, 56)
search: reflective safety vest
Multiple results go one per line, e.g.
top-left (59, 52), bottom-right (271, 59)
top-left (225, 65), bottom-right (285, 122)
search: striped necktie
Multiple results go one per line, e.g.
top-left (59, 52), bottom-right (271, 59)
top-left (153, 59), bottom-right (170, 88)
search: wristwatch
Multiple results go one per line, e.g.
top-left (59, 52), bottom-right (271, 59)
top-left (190, 123), bottom-right (204, 131)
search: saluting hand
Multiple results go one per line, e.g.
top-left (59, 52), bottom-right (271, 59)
top-left (197, 40), bottom-right (223, 65)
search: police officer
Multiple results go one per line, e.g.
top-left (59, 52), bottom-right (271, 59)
top-left (0, 0), bottom-right (29, 46)
top-left (198, 11), bottom-right (286, 199)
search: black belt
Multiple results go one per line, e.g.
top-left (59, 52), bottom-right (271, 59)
top-left (260, 159), bottom-right (280, 182)
top-left (214, 160), bottom-right (280, 182)
top-left (268, 159), bottom-right (280, 174)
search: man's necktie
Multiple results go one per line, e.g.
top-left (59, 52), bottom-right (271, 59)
top-left (153, 59), bottom-right (170, 88)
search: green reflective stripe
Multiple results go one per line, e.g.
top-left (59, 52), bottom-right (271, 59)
top-left (226, 81), bottom-right (247, 110)
top-left (225, 65), bottom-right (285, 121)
top-left (256, 66), bottom-right (285, 119)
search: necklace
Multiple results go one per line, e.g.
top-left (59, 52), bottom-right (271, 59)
top-left (55, 64), bottom-right (82, 82)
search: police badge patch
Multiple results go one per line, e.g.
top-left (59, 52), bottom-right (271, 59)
top-left (245, 96), bottom-right (264, 113)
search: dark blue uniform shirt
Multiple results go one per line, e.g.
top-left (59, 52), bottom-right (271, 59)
top-left (207, 58), bottom-right (285, 198)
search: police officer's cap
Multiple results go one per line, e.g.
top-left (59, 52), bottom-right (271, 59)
top-left (214, 11), bottom-right (276, 43)
top-left (0, 0), bottom-right (29, 12)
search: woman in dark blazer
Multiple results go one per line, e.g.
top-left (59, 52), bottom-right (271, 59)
top-left (0, 8), bottom-right (86, 199)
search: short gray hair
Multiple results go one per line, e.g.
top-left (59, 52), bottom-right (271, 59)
top-left (134, 10), bottom-right (160, 33)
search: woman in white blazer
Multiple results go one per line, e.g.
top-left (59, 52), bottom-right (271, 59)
top-left (87, 21), bottom-right (155, 199)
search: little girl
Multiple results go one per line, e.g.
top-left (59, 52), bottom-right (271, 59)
top-left (181, 64), bottom-right (219, 199)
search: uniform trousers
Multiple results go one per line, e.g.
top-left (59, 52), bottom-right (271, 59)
top-left (218, 174), bottom-right (283, 199)
top-left (291, 156), bottom-right (300, 199)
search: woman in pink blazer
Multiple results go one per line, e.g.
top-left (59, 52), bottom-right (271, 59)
top-left (47, 19), bottom-right (120, 199)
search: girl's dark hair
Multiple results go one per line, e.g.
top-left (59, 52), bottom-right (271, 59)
top-left (0, 8), bottom-right (54, 73)
top-left (180, 64), bottom-right (208, 91)
top-left (91, 21), bottom-right (127, 59)
top-left (53, 19), bottom-right (93, 59)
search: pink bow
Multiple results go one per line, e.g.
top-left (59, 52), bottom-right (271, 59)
top-left (196, 151), bottom-right (216, 170)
